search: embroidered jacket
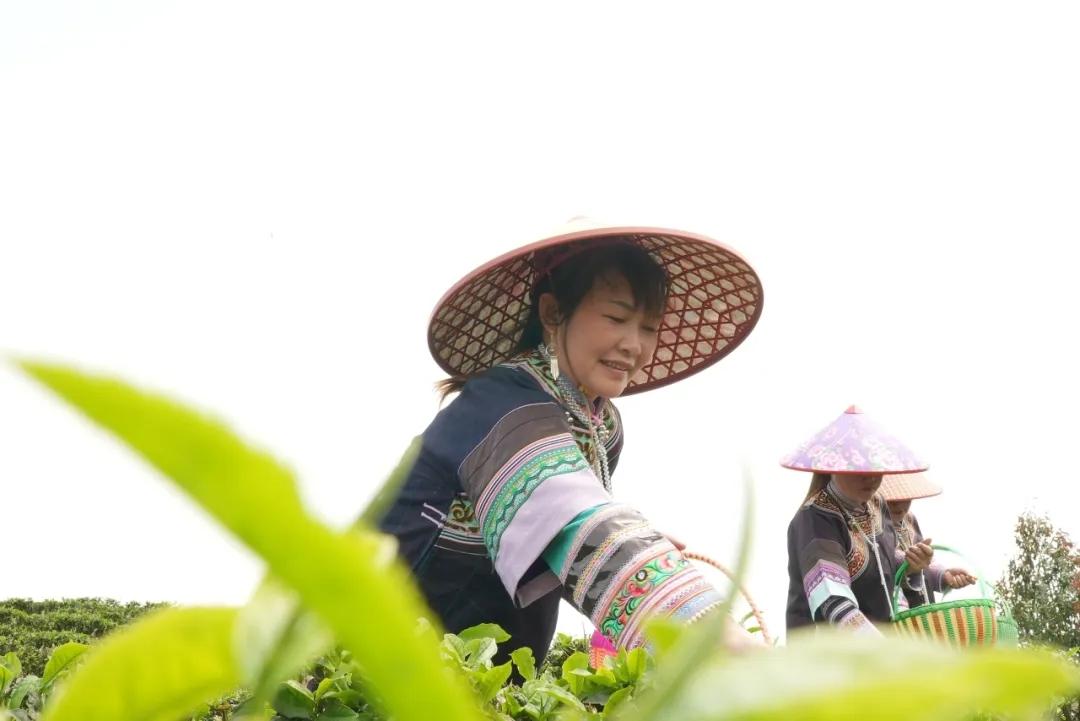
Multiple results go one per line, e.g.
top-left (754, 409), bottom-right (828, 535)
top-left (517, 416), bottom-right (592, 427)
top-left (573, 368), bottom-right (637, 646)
top-left (379, 352), bottom-right (722, 654)
top-left (786, 485), bottom-right (908, 636)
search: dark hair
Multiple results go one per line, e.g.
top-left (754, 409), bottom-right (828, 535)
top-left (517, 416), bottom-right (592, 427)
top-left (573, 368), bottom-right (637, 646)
top-left (802, 472), bottom-right (831, 506)
top-left (436, 240), bottom-right (668, 399)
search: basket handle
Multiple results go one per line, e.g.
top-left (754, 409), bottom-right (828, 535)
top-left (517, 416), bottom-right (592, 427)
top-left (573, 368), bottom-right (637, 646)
top-left (683, 550), bottom-right (773, 645)
top-left (891, 543), bottom-right (992, 617)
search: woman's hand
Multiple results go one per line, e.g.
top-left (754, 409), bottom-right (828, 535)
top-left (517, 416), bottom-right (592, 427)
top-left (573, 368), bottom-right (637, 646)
top-left (904, 539), bottom-right (934, 574)
top-left (943, 568), bottom-right (977, 589)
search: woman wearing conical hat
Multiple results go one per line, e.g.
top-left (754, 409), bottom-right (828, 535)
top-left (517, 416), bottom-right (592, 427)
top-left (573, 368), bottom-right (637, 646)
top-left (782, 406), bottom-right (936, 636)
top-left (880, 473), bottom-right (977, 608)
top-left (378, 219), bottom-right (764, 659)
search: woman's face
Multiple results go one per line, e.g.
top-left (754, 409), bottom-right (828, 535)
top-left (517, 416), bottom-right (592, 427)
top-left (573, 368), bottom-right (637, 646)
top-left (542, 273), bottom-right (662, 399)
top-left (833, 473), bottom-right (885, 505)
top-left (886, 499), bottom-right (912, 520)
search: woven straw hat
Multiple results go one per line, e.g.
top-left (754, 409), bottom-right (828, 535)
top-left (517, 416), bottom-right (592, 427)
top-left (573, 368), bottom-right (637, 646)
top-left (427, 218), bottom-right (764, 395)
top-left (879, 473), bottom-right (942, 501)
top-left (780, 405), bottom-right (928, 474)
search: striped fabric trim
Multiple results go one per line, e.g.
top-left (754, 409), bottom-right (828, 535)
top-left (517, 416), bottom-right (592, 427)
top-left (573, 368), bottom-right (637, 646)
top-left (572, 520), bottom-right (659, 608)
top-left (432, 496), bottom-right (487, 556)
top-left (493, 467), bottom-right (610, 599)
top-left (619, 569), bottom-right (722, 649)
top-left (476, 434), bottom-right (589, 549)
top-left (592, 546), bottom-right (716, 649)
top-left (803, 559), bottom-right (857, 619)
top-left (557, 503), bottom-right (637, 581)
top-left (459, 401), bottom-right (570, 504)
top-left (552, 503), bottom-right (724, 649)
top-left (542, 503), bottom-right (608, 576)
top-left (836, 606), bottom-right (881, 636)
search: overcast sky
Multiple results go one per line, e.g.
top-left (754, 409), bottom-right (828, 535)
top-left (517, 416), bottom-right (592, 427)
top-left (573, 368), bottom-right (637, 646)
top-left (2, 1), bottom-right (1078, 640)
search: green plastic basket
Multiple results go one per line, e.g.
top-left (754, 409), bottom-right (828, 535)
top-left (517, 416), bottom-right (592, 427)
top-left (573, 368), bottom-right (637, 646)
top-left (891, 544), bottom-right (1016, 648)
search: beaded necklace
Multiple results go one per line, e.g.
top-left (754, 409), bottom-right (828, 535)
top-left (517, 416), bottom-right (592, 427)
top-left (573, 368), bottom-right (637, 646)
top-left (536, 343), bottom-right (612, 491)
top-left (827, 483), bottom-right (895, 621)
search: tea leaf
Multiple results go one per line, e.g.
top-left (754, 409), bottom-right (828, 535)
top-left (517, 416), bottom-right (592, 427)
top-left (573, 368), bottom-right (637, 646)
top-left (271, 680), bottom-right (315, 719)
top-left (39, 606), bottom-right (239, 721)
top-left (654, 632), bottom-right (1080, 721)
top-left (41, 642), bottom-right (89, 691)
top-left (476, 662), bottom-right (512, 704)
top-left (7, 675), bottom-right (41, 709)
top-left (458, 624), bottom-right (512, 644)
top-left (234, 577), bottom-right (332, 704)
top-left (510, 647), bottom-right (536, 683)
top-left (18, 361), bottom-right (482, 721)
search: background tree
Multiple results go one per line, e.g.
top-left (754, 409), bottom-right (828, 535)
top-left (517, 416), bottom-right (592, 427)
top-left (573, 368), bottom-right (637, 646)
top-left (998, 512), bottom-right (1080, 648)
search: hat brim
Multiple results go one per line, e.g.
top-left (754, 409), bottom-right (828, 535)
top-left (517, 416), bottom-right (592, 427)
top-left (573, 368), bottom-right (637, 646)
top-left (780, 465), bottom-right (929, 474)
top-left (879, 472), bottom-right (943, 501)
top-left (427, 224), bottom-right (764, 395)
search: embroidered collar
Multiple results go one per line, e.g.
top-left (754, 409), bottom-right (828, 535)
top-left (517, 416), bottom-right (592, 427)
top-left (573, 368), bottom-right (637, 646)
top-left (500, 349), bottom-right (618, 489)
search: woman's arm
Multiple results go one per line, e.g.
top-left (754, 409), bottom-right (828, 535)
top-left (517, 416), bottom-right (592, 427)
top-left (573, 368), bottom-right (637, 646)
top-left (790, 510), bottom-right (882, 636)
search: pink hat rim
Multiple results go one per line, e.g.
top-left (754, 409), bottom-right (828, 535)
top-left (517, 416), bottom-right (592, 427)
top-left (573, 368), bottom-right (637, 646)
top-left (779, 406), bottom-right (928, 474)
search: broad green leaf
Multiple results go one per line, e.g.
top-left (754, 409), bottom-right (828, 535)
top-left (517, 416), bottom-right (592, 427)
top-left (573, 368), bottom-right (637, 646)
top-left (441, 634), bottom-right (467, 665)
top-left (313, 677), bottom-right (335, 702)
top-left (272, 680), bottom-right (315, 720)
top-left (18, 361), bottom-right (482, 721)
top-left (39, 606), bottom-right (239, 721)
top-left (510, 647), bottom-right (536, 682)
top-left (652, 632), bottom-right (1080, 721)
top-left (604, 686), bottom-right (634, 716)
top-left (640, 617), bottom-right (681, 658)
top-left (318, 698), bottom-right (360, 720)
top-left (465, 638), bottom-right (498, 667)
top-left (560, 653), bottom-right (590, 696)
top-left (0, 666), bottom-right (13, 697)
top-left (323, 688), bottom-right (362, 708)
top-left (234, 577), bottom-right (332, 704)
top-left (458, 624), bottom-right (511, 644)
top-left (1, 653), bottom-right (20, 672)
top-left (7, 675), bottom-right (40, 709)
top-left (239, 440), bottom-right (419, 711)
top-left (1, 653), bottom-right (21, 694)
top-left (41, 642), bottom-right (89, 690)
top-left (536, 684), bottom-right (586, 712)
top-left (476, 662), bottom-right (512, 704)
top-left (622, 648), bottom-right (647, 683)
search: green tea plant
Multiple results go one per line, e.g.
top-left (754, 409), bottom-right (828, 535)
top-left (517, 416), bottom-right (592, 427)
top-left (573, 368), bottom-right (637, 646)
top-left (0, 599), bottom-right (163, 677)
top-left (261, 624), bottom-right (647, 721)
top-left (1, 642), bottom-right (88, 721)
top-left (11, 359), bottom-right (1080, 721)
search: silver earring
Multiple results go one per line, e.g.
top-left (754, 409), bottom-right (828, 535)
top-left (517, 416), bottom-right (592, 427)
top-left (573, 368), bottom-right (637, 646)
top-left (547, 343), bottom-right (560, 381)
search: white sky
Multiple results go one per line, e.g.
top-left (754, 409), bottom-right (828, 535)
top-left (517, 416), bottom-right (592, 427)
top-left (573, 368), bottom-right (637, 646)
top-left (2, 2), bottom-right (1078, 641)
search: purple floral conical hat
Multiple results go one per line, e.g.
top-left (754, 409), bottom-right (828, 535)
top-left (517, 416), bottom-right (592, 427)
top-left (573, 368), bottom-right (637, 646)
top-left (780, 406), bottom-right (928, 474)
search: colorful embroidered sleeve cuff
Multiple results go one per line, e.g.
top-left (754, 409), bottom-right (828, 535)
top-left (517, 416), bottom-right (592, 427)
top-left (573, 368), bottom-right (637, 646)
top-left (804, 559), bottom-right (858, 619)
top-left (459, 403), bottom-right (612, 604)
top-left (826, 598), bottom-right (883, 636)
top-left (552, 503), bottom-right (723, 649)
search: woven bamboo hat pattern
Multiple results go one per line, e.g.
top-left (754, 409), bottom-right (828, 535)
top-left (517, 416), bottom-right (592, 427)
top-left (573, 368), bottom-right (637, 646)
top-left (780, 406), bottom-right (928, 474)
top-left (427, 218), bottom-right (764, 395)
top-left (879, 473), bottom-right (942, 501)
